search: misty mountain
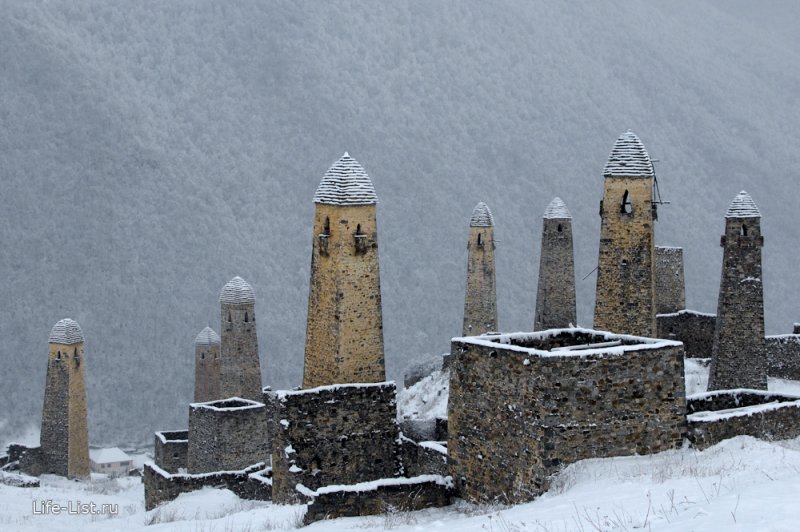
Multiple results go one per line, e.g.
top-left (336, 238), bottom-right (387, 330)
top-left (1, 0), bottom-right (799, 446)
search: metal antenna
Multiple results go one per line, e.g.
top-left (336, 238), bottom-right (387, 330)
top-left (651, 159), bottom-right (671, 206)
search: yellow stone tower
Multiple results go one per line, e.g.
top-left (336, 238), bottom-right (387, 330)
top-left (594, 131), bottom-right (657, 336)
top-left (303, 152), bottom-right (385, 388)
top-left (40, 318), bottom-right (90, 479)
top-left (462, 202), bottom-right (498, 336)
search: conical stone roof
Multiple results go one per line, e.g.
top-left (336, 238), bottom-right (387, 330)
top-left (313, 152), bottom-right (378, 206)
top-left (543, 197), bottom-right (572, 219)
top-left (49, 318), bottom-right (84, 345)
top-left (219, 276), bottom-right (256, 305)
top-left (195, 326), bottom-right (221, 347)
top-left (726, 190), bottom-right (761, 218)
top-left (469, 202), bottom-right (494, 227)
top-left (603, 130), bottom-right (654, 178)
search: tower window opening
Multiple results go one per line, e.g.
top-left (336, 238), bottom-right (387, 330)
top-left (477, 233), bottom-right (483, 246)
top-left (201, 352), bottom-right (205, 360)
top-left (354, 223), bottom-right (367, 254)
top-left (244, 312), bottom-right (249, 323)
top-left (621, 190), bottom-right (632, 214)
top-left (323, 217), bottom-right (331, 236)
top-left (741, 224), bottom-right (748, 236)
top-left (227, 311), bottom-right (232, 323)
top-left (56, 351), bottom-right (61, 360)
top-left (557, 224), bottom-right (563, 233)
top-left (319, 217), bottom-right (331, 256)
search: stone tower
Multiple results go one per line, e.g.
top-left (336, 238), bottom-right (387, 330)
top-left (194, 326), bottom-right (221, 402)
top-left (534, 197), bottom-right (577, 330)
top-left (303, 152), bottom-right (385, 388)
top-left (40, 319), bottom-right (90, 479)
top-left (219, 277), bottom-right (262, 400)
top-left (708, 191), bottom-right (767, 390)
top-left (594, 130), bottom-right (657, 336)
top-left (462, 202), bottom-right (498, 336)
top-left (655, 246), bottom-right (686, 314)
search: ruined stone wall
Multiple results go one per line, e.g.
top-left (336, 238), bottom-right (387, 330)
top-left (708, 216), bottom-right (766, 390)
top-left (766, 335), bottom-right (800, 380)
top-left (655, 247), bottom-right (686, 314)
top-left (194, 343), bottom-right (220, 402)
top-left (535, 218), bottom-right (576, 330)
top-left (271, 382), bottom-right (399, 504)
top-left (39, 342), bottom-right (89, 479)
top-left (304, 203), bottom-right (385, 388)
top-left (399, 438), bottom-right (448, 477)
top-left (463, 225), bottom-right (497, 336)
top-left (154, 431), bottom-right (188, 474)
top-left (187, 399), bottom-right (268, 473)
top-left (220, 302), bottom-right (262, 401)
top-left (448, 330), bottom-right (686, 504)
top-left (656, 310), bottom-right (716, 358)
top-left (594, 177), bottom-right (656, 336)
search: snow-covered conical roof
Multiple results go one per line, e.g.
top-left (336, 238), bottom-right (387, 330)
top-left (49, 318), bottom-right (84, 345)
top-left (603, 130), bottom-right (654, 178)
top-left (195, 326), bottom-right (221, 347)
top-left (543, 197), bottom-right (572, 219)
top-left (313, 152), bottom-right (378, 206)
top-left (219, 276), bottom-right (255, 305)
top-left (469, 202), bottom-right (494, 227)
top-left (726, 190), bottom-right (761, 218)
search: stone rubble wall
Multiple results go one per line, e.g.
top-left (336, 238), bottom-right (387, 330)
top-left (766, 335), bottom-right (800, 381)
top-left (655, 247), bottom-right (686, 314)
top-left (399, 438), bottom-right (448, 478)
top-left (656, 310), bottom-right (716, 358)
top-left (153, 431), bottom-right (188, 474)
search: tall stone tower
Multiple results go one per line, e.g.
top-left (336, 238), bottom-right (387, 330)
top-left (594, 130), bottom-right (657, 336)
top-left (40, 318), bottom-right (90, 479)
top-left (708, 191), bottom-right (766, 390)
top-left (303, 152), bottom-right (385, 388)
top-left (462, 202), bottom-right (498, 336)
top-left (219, 277), bottom-right (262, 400)
top-left (655, 246), bottom-right (686, 314)
top-left (534, 197), bottom-right (577, 330)
top-left (194, 326), bottom-right (221, 402)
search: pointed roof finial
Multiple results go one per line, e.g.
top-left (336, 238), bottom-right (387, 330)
top-left (470, 202), bottom-right (494, 227)
top-left (313, 152), bottom-right (378, 206)
top-left (543, 197), bottom-right (572, 219)
top-left (219, 276), bottom-right (256, 305)
top-left (726, 190), bottom-right (761, 218)
top-left (49, 318), bottom-right (84, 345)
top-left (195, 326), bottom-right (221, 347)
top-left (603, 130), bottom-right (654, 178)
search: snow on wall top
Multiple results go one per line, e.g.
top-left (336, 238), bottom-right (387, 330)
top-left (543, 197), bottom-right (572, 219)
top-left (603, 130), bottom-right (654, 178)
top-left (219, 276), bottom-right (255, 305)
top-left (469, 202), bottom-right (494, 227)
top-left (49, 318), bottom-right (84, 345)
top-left (725, 190), bottom-right (761, 218)
top-left (195, 326), bottom-right (221, 347)
top-left (313, 152), bottom-right (378, 206)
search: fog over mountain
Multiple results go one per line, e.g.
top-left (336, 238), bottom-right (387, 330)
top-left (1, 0), bottom-right (798, 446)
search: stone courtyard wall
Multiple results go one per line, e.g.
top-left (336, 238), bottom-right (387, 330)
top-left (766, 334), bottom-right (800, 381)
top-left (656, 310), bottom-right (716, 358)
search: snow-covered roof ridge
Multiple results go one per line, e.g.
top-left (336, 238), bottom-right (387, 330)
top-left (725, 190), bottom-right (761, 218)
top-left (469, 201), bottom-right (494, 227)
top-left (195, 326), bottom-right (220, 347)
top-left (313, 152), bottom-right (378, 206)
top-left (49, 318), bottom-right (84, 345)
top-left (603, 130), bottom-right (654, 178)
top-left (89, 447), bottom-right (131, 464)
top-left (219, 276), bottom-right (255, 305)
top-left (543, 197), bottom-right (572, 219)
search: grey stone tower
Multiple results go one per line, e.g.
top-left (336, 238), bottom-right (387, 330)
top-left (463, 202), bottom-right (498, 336)
top-left (534, 197), bottom-right (577, 330)
top-left (594, 131), bottom-right (657, 336)
top-left (194, 326), bottom-right (221, 402)
top-left (219, 277), bottom-right (262, 400)
top-left (40, 319), bottom-right (90, 479)
top-left (655, 246), bottom-right (686, 314)
top-left (708, 191), bottom-right (767, 390)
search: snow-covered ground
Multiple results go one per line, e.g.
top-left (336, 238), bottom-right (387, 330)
top-left (3, 362), bottom-right (800, 531)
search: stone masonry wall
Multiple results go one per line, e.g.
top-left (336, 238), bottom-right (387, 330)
top-left (535, 218), bottom-right (576, 330)
top-left (656, 310), bottom-right (716, 358)
top-left (448, 330), bottom-right (686, 504)
top-left (220, 302), bottom-right (262, 401)
top-left (154, 431), bottom-right (188, 474)
top-left (271, 382), bottom-right (400, 504)
top-left (194, 342), bottom-right (220, 402)
top-left (187, 399), bottom-right (268, 473)
top-left (304, 203), bottom-right (385, 388)
top-left (463, 225), bottom-right (497, 336)
top-left (708, 216), bottom-right (766, 390)
top-left (766, 335), bottom-right (800, 381)
top-left (655, 246), bottom-right (686, 314)
top-left (594, 177), bottom-right (657, 337)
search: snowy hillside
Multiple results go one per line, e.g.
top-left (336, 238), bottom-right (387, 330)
top-left (2, 0), bottom-right (800, 445)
